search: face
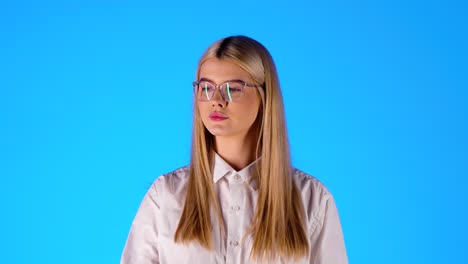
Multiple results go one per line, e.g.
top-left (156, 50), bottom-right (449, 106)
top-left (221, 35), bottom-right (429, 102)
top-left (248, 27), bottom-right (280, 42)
top-left (197, 58), bottom-right (262, 140)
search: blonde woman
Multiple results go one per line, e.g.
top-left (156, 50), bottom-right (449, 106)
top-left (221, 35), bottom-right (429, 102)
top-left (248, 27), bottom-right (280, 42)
top-left (121, 35), bottom-right (348, 263)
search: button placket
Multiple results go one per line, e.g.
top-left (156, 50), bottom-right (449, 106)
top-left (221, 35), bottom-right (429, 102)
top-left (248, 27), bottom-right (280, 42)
top-left (229, 240), bottom-right (239, 247)
top-left (227, 175), bottom-right (242, 257)
top-left (230, 205), bottom-right (240, 211)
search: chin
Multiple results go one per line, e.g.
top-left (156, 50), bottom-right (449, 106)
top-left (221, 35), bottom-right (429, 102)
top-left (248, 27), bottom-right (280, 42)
top-left (203, 122), bottom-right (228, 135)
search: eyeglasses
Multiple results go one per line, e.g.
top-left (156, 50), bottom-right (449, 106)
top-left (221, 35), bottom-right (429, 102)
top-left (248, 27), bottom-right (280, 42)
top-left (192, 80), bottom-right (258, 102)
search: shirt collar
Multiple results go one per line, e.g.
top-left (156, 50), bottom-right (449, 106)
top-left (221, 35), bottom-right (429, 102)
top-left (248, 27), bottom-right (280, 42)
top-left (213, 152), bottom-right (260, 191)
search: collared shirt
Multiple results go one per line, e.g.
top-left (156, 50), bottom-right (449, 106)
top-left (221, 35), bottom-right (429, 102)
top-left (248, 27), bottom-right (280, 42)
top-left (121, 154), bottom-right (348, 264)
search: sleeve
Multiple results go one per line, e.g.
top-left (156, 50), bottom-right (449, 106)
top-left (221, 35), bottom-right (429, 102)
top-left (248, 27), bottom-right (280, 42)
top-left (121, 183), bottom-right (160, 264)
top-left (310, 195), bottom-right (348, 264)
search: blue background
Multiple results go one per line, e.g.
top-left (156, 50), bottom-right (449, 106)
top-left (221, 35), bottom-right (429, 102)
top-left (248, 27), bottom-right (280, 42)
top-left (1, 0), bottom-right (467, 263)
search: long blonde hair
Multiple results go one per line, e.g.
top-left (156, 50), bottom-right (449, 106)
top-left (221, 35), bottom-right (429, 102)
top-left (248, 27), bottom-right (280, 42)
top-left (174, 35), bottom-right (309, 261)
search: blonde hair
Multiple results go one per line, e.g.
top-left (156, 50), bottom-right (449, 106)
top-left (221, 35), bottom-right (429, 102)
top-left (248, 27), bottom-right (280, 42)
top-left (174, 36), bottom-right (309, 261)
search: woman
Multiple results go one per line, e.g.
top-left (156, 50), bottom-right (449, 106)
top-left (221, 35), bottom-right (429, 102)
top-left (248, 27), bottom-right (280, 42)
top-left (121, 35), bottom-right (348, 263)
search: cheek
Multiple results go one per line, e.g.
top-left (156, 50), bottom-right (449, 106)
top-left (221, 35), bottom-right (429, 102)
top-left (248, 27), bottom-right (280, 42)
top-left (197, 101), bottom-right (207, 115)
top-left (197, 102), bottom-right (212, 126)
top-left (247, 96), bottom-right (261, 117)
top-left (250, 106), bottom-right (261, 122)
top-left (241, 99), bottom-right (261, 124)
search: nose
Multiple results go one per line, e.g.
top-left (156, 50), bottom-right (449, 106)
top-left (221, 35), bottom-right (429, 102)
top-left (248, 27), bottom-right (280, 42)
top-left (211, 88), bottom-right (227, 108)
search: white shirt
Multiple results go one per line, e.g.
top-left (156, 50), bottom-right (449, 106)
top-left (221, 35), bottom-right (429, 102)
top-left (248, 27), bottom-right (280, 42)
top-left (121, 154), bottom-right (348, 264)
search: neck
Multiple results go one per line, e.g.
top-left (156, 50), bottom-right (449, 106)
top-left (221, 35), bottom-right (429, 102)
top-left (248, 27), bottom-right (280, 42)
top-left (214, 134), bottom-right (257, 171)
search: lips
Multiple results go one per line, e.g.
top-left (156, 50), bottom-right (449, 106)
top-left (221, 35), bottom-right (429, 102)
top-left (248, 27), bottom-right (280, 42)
top-left (209, 112), bottom-right (228, 121)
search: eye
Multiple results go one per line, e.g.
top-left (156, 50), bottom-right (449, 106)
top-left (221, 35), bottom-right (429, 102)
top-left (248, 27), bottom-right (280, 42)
top-left (228, 87), bottom-right (242, 93)
top-left (226, 83), bottom-right (243, 93)
top-left (200, 82), bottom-right (214, 92)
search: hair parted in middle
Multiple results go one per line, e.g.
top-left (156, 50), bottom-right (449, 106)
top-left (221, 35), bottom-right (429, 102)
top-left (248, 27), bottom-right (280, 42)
top-left (174, 35), bottom-right (309, 261)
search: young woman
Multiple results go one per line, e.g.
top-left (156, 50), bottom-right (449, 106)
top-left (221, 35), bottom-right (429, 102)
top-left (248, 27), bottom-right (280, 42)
top-left (121, 36), bottom-right (348, 263)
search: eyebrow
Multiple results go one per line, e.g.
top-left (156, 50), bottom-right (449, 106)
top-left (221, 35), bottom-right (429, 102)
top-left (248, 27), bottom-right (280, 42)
top-left (198, 77), bottom-right (247, 84)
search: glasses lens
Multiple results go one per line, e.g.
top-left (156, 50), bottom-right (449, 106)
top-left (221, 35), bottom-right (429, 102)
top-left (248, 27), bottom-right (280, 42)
top-left (221, 82), bottom-right (243, 102)
top-left (196, 81), bottom-right (214, 101)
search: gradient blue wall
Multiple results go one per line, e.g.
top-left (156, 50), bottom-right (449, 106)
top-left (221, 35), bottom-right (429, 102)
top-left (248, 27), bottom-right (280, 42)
top-left (1, 0), bottom-right (467, 263)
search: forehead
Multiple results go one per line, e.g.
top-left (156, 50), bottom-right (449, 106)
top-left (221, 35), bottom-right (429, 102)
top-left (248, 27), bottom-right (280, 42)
top-left (198, 58), bottom-right (252, 83)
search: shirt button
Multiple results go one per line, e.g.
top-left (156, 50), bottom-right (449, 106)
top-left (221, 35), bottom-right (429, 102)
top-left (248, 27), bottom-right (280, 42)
top-left (231, 205), bottom-right (240, 211)
top-left (234, 175), bottom-right (241, 180)
top-left (230, 240), bottom-right (239, 247)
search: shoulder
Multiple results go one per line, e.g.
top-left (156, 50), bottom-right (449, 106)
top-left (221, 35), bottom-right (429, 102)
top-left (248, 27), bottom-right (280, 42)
top-left (292, 168), bottom-right (331, 198)
top-left (148, 165), bottom-right (190, 207)
top-left (292, 168), bottom-right (334, 232)
top-left (154, 165), bottom-right (190, 188)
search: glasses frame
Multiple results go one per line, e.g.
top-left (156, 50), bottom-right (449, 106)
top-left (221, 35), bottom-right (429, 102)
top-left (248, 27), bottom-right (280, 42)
top-left (192, 80), bottom-right (258, 102)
